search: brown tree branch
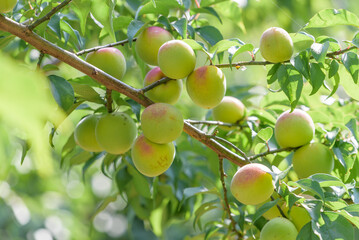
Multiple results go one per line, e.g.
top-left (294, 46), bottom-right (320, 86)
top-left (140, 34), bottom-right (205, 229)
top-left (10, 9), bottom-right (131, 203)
top-left (105, 89), bottom-right (113, 113)
top-left (0, 15), bottom-right (248, 167)
top-left (219, 156), bottom-right (243, 238)
top-left (211, 135), bottom-right (249, 162)
top-left (28, 0), bottom-right (73, 31)
top-left (248, 147), bottom-right (297, 161)
top-left (140, 77), bottom-right (175, 94)
top-left (186, 119), bottom-right (246, 129)
top-left (76, 38), bottom-right (138, 56)
top-left (215, 45), bottom-right (358, 69)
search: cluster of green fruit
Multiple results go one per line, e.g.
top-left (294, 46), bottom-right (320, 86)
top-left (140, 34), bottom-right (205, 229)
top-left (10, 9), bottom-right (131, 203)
top-left (0, 0), bottom-right (17, 13)
top-left (230, 109), bottom-right (334, 239)
top-left (76, 26), bottom-right (252, 178)
top-left (74, 102), bottom-right (184, 178)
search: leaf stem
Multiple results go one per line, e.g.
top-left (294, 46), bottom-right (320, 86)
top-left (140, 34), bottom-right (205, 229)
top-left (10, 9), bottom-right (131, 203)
top-left (28, 0), bottom-right (72, 31)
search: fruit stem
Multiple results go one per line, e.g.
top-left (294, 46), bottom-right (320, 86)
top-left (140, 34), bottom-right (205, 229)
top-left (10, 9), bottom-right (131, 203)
top-left (219, 156), bottom-right (243, 238)
top-left (105, 89), bottom-right (113, 113)
top-left (270, 195), bottom-right (288, 219)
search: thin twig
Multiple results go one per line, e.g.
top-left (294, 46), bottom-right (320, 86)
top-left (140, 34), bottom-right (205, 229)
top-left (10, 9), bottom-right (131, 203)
top-left (185, 119), bottom-right (247, 129)
top-left (219, 156), bottom-right (243, 238)
top-left (248, 147), bottom-right (297, 161)
top-left (270, 196), bottom-right (287, 219)
top-left (215, 45), bottom-right (358, 69)
top-left (211, 135), bottom-right (249, 162)
top-left (140, 77), bottom-right (175, 94)
top-left (28, 0), bottom-right (72, 31)
top-left (76, 38), bottom-right (138, 56)
top-left (36, 51), bottom-right (45, 70)
top-left (105, 89), bottom-right (113, 113)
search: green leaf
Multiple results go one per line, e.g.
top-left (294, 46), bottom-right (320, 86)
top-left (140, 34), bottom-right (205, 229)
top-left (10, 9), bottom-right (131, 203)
top-left (72, 0), bottom-right (91, 35)
top-left (342, 52), bottom-right (359, 84)
top-left (309, 174), bottom-right (347, 189)
top-left (127, 163), bottom-right (151, 199)
top-left (290, 32), bottom-right (315, 52)
top-left (69, 151), bottom-right (93, 165)
top-left (127, 20), bottom-right (145, 46)
top-left (319, 212), bottom-right (354, 240)
top-left (328, 59), bottom-right (339, 78)
top-left (91, 195), bottom-right (117, 220)
top-left (126, 99), bottom-right (141, 121)
top-left (297, 222), bottom-right (320, 240)
top-left (352, 32), bottom-right (359, 48)
top-left (304, 9), bottom-right (359, 29)
top-left (172, 18), bottom-right (188, 39)
top-left (266, 63), bottom-right (281, 84)
top-left (183, 187), bottom-right (209, 199)
top-left (210, 39), bottom-right (241, 53)
top-left (257, 127), bottom-right (273, 142)
top-left (48, 75), bottom-right (75, 112)
top-left (17, 138), bottom-right (30, 165)
top-left (48, 14), bottom-right (61, 39)
top-left (191, 7), bottom-right (222, 24)
top-left (327, 72), bottom-right (340, 98)
top-left (291, 179), bottom-right (324, 199)
top-left (195, 26), bottom-right (223, 46)
top-left (339, 65), bottom-right (359, 100)
top-left (136, 0), bottom-right (182, 17)
top-left (91, 0), bottom-right (116, 41)
top-left (301, 200), bottom-right (323, 221)
top-left (310, 42), bottom-right (329, 63)
top-left (228, 43), bottom-right (254, 65)
top-left (346, 118), bottom-right (359, 142)
top-left (309, 63), bottom-right (325, 95)
top-left (61, 20), bottom-right (85, 50)
top-left (337, 205), bottom-right (359, 229)
top-left (291, 50), bottom-right (310, 79)
top-left (70, 82), bottom-right (104, 104)
top-left (250, 109), bottom-right (276, 125)
top-left (113, 16), bottom-right (133, 32)
top-left (182, 39), bottom-right (206, 50)
top-left (277, 65), bottom-right (303, 110)
top-left (252, 199), bottom-right (280, 222)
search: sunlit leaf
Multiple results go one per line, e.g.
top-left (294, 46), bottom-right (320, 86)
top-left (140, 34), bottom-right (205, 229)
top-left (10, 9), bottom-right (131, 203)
top-left (305, 9), bottom-right (359, 29)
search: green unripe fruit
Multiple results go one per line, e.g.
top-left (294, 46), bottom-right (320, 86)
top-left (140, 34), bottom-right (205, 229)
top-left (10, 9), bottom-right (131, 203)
top-left (230, 163), bottom-right (274, 205)
top-left (141, 103), bottom-right (184, 144)
top-left (287, 205), bottom-right (311, 231)
top-left (158, 40), bottom-right (196, 79)
top-left (135, 26), bottom-right (173, 66)
top-left (260, 217), bottom-right (298, 240)
top-left (292, 143), bottom-right (334, 179)
top-left (275, 109), bottom-right (314, 148)
top-left (74, 115), bottom-right (104, 152)
top-left (212, 96), bottom-right (246, 130)
top-left (131, 134), bottom-right (175, 177)
top-left (186, 66), bottom-right (226, 109)
top-left (95, 113), bottom-right (137, 154)
top-left (143, 67), bottom-right (183, 104)
top-left (0, 0), bottom-right (17, 13)
top-left (86, 47), bottom-right (126, 80)
top-left (259, 27), bottom-right (293, 63)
